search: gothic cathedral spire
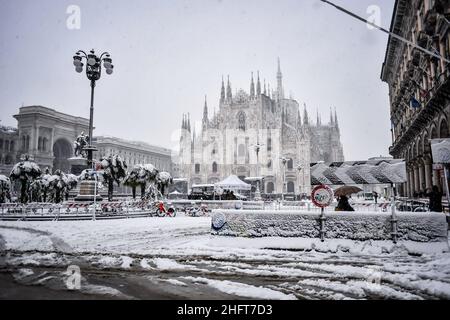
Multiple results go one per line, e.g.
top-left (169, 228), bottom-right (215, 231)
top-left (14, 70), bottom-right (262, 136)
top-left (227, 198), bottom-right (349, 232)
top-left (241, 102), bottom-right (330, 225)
top-left (226, 75), bottom-right (232, 102)
top-left (303, 104), bottom-right (309, 126)
top-left (256, 71), bottom-right (261, 96)
top-left (220, 76), bottom-right (225, 104)
top-left (250, 72), bottom-right (255, 99)
top-left (330, 108), bottom-right (334, 125)
top-left (334, 107), bottom-right (339, 128)
top-left (187, 113), bottom-right (191, 133)
top-left (202, 95), bottom-right (209, 130)
top-left (277, 58), bottom-right (284, 101)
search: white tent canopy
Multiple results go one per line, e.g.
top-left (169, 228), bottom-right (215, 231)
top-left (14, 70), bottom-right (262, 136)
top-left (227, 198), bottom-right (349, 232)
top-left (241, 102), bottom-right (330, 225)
top-left (215, 175), bottom-right (251, 191)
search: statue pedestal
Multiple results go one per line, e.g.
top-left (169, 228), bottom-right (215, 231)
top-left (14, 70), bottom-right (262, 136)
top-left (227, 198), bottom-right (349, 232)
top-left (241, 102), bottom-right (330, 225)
top-left (68, 157), bottom-right (88, 175)
top-left (75, 180), bottom-right (103, 202)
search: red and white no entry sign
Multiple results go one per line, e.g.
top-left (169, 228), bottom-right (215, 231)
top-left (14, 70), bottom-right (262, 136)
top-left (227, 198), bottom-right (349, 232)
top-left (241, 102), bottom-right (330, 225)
top-left (311, 185), bottom-right (334, 208)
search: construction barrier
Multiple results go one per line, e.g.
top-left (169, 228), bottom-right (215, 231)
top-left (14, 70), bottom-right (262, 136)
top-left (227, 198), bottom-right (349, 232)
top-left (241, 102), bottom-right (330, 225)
top-left (0, 200), bottom-right (159, 221)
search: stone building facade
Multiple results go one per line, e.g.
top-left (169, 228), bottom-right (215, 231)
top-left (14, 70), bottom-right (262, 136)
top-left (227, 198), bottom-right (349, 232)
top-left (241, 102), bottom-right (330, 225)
top-left (0, 126), bottom-right (19, 175)
top-left (177, 60), bottom-right (345, 195)
top-left (381, 0), bottom-right (450, 197)
top-left (93, 136), bottom-right (172, 173)
top-left (0, 106), bottom-right (173, 177)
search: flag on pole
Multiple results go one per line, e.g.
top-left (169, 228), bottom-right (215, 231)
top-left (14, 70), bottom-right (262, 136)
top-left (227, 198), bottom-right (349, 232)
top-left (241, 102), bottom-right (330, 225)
top-left (410, 96), bottom-right (421, 109)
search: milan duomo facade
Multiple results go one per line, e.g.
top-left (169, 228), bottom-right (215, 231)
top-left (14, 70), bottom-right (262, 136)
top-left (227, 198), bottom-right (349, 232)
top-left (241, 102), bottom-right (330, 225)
top-left (177, 60), bottom-right (344, 195)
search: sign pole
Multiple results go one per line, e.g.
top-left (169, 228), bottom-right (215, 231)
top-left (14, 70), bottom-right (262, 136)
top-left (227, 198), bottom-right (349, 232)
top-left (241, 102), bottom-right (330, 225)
top-left (443, 165), bottom-right (450, 211)
top-left (319, 207), bottom-right (326, 242)
top-left (390, 183), bottom-right (398, 244)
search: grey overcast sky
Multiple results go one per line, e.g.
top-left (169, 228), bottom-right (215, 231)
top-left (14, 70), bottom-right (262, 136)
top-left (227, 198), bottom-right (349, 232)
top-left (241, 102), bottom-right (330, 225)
top-left (0, 0), bottom-right (395, 161)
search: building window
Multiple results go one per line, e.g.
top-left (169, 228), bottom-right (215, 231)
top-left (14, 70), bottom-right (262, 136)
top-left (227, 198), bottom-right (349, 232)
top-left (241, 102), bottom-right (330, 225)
top-left (266, 182), bottom-right (274, 194)
top-left (195, 163), bottom-right (200, 174)
top-left (10, 141), bottom-right (14, 152)
top-left (238, 112), bottom-right (246, 131)
top-left (287, 181), bottom-right (295, 193)
top-left (267, 138), bottom-right (272, 152)
top-left (238, 144), bottom-right (246, 157)
top-left (287, 158), bottom-right (294, 170)
top-left (212, 162), bottom-right (218, 173)
top-left (0, 139), bottom-right (3, 150)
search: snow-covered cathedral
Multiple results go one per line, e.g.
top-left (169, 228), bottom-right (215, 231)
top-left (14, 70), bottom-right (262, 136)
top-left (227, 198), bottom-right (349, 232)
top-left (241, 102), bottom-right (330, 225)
top-left (177, 59), bottom-right (344, 195)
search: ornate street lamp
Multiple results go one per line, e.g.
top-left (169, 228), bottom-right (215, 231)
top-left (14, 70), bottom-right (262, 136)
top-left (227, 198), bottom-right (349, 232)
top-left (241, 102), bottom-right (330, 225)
top-left (251, 143), bottom-right (265, 201)
top-left (73, 49), bottom-right (114, 169)
top-left (297, 164), bottom-right (305, 199)
top-left (280, 156), bottom-right (288, 201)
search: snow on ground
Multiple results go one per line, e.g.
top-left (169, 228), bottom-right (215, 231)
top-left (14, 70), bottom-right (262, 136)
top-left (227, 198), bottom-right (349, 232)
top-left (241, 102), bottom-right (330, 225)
top-left (0, 217), bottom-right (450, 299)
top-left (181, 276), bottom-right (297, 300)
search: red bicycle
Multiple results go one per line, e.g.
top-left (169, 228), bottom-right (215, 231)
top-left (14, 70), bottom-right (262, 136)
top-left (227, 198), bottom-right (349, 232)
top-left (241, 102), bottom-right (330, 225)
top-left (154, 201), bottom-right (176, 217)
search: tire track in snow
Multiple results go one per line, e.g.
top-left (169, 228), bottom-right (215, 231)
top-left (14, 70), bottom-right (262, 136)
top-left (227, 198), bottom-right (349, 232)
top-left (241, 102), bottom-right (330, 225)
top-left (0, 226), bottom-right (73, 253)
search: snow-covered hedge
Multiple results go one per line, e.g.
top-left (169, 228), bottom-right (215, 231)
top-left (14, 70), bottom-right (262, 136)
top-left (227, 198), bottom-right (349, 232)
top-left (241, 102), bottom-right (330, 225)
top-left (211, 210), bottom-right (449, 242)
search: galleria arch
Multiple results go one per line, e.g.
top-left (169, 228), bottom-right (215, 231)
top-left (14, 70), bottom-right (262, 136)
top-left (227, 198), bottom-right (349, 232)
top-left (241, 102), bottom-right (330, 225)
top-left (14, 106), bottom-right (89, 173)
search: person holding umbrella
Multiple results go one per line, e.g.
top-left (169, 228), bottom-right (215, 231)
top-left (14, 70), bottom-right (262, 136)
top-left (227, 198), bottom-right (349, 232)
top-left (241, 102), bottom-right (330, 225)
top-left (334, 186), bottom-right (362, 212)
top-left (335, 195), bottom-right (355, 211)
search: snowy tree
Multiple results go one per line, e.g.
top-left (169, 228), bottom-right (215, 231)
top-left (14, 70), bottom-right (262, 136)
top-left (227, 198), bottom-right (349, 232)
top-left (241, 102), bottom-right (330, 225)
top-left (123, 165), bottom-right (141, 200)
top-left (156, 171), bottom-right (173, 198)
top-left (29, 178), bottom-right (45, 202)
top-left (64, 174), bottom-right (79, 201)
top-left (145, 183), bottom-right (163, 201)
top-left (46, 170), bottom-right (69, 203)
top-left (9, 155), bottom-right (42, 203)
top-left (40, 167), bottom-right (52, 202)
top-left (124, 164), bottom-right (158, 200)
top-left (98, 155), bottom-right (127, 201)
top-left (0, 175), bottom-right (11, 203)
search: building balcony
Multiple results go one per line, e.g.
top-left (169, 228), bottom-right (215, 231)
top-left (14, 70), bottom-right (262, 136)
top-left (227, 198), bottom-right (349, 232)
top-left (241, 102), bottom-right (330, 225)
top-left (436, 13), bottom-right (450, 39)
top-left (390, 73), bottom-right (450, 157)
